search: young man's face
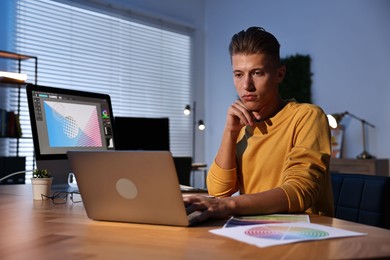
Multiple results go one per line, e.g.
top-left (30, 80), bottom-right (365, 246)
top-left (232, 53), bottom-right (284, 112)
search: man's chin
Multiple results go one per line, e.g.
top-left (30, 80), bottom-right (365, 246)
top-left (242, 102), bottom-right (260, 112)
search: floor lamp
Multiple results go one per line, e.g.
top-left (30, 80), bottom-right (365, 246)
top-left (327, 111), bottom-right (375, 159)
top-left (184, 101), bottom-right (205, 161)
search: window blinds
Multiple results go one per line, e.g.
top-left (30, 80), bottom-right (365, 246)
top-left (12, 0), bottom-right (193, 180)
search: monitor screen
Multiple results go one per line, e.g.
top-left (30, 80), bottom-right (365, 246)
top-left (26, 84), bottom-right (115, 186)
top-left (114, 116), bottom-right (169, 151)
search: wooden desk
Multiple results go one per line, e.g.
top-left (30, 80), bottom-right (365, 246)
top-left (1, 185), bottom-right (390, 260)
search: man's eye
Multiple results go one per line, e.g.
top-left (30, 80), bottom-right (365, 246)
top-left (234, 73), bottom-right (243, 78)
top-left (253, 70), bottom-right (264, 77)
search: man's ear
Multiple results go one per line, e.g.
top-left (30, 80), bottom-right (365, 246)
top-left (276, 65), bottom-right (286, 83)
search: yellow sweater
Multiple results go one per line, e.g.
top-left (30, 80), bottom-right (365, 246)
top-left (207, 101), bottom-right (334, 216)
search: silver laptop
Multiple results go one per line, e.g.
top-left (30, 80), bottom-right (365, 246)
top-left (67, 150), bottom-right (201, 226)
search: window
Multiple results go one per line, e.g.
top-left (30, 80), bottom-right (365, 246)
top-left (11, 0), bottom-right (193, 180)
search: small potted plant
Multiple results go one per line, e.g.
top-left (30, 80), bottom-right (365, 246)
top-left (31, 169), bottom-right (53, 200)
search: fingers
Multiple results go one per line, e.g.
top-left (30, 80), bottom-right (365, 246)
top-left (184, 197), bottom-right (214, 224)
top-left (183, 194), bottom-right (202, 205)
top-left (185, 203), bottom-right (206, 215)
top-left (184, 195), bottom-right (207, 209)
top-left (229, 100), bottom-right (255, 126)
top-left (184, 195), bottom-right (212, 214)
top-left (251, 110), bottom-right (261, 121)
top-left (190, 210), bottom-right (211, 224)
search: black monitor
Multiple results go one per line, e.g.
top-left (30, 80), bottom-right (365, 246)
top-left (114, 116), bottom-right (169, 151)
top-left (26, 84), bottom-right (115, 186)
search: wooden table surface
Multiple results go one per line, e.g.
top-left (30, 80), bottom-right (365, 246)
top-left (1, 184), bottom-right (390, 260)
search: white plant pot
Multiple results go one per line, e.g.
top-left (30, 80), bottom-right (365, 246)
top-left (31, 178), bottom-right (53, 200)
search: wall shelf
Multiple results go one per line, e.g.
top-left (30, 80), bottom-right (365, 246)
top-left (0, 50), bottom-right (38, 85)
top-left (0, 50), bottom-right (38, 157)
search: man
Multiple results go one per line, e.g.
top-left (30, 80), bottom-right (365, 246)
top-left (184, 27), bottom-right (333, 222)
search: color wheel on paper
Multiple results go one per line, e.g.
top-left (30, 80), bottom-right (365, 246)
top-left (244, 225), bottom-right (329, 240)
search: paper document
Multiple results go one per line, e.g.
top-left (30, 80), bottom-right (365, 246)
top-left (210, 222), bottom-right (366, 248)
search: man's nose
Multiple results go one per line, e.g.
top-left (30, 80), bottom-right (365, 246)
top-left (243, 76), bottom-right (255, 91)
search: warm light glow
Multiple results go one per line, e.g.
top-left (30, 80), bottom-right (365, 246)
top-left (0, 71), bottom-right (28, 82)
top-left (198, 120), bottom-right (205, 131)
top-left (183, 105), bottom-right (191, 116)
top-left (327, 114), bottom-right (338, 129)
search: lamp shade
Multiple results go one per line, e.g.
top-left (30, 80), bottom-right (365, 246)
top-left (198, 120), bottom-right (205, 131)
top-left (183, 105), bottom-right (191, 116)
top-left (327, 113), bottom-right (347, 129)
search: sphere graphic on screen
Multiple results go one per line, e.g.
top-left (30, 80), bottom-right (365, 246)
top-left (52, 103), bottom-right (65, 120)
top-left (63, 115), bottom-right (79, 138)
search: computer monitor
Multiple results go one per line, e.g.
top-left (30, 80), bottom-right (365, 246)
top-left (114, 116), bottom-right (170, 151)
top-left (26, 84), bottom-right (115, 187)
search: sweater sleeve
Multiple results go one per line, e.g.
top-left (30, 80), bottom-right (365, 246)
top-left (206, 161), bottom-right (239, 197)
top-left (279, 105), bottom-right (332, 214)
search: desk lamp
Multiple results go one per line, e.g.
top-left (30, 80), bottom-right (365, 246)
top-left (327, 111), bottom-right (375, 159)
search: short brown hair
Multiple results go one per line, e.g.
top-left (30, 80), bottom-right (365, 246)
top-left (229, 27), bottom-right (281, 66)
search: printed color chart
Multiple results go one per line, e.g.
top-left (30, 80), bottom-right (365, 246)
top-left (210, 222), bottom-right (366, 248)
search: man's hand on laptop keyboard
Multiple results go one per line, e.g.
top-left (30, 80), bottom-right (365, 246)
top-left (183, 195), bottom-right (233, 223)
